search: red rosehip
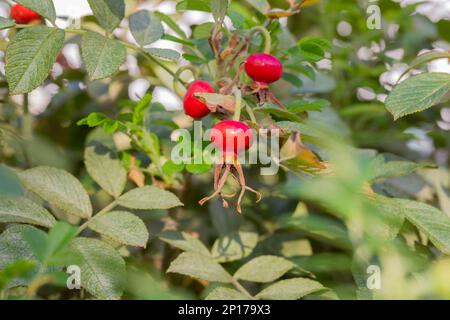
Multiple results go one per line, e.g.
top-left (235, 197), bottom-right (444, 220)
top-left (244, 53), bottom-right (283, 84)
top-left (10, 4), bottom-right (41, 24)
top-left (211, 120), bottom-right (254, 155)
top-left (183, 80), bottom-right (214, 119)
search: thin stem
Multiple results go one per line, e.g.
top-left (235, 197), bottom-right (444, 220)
top-left (233, 88), bottom-right (242, 121)
top-left (119, 40), bottom-right (182, 82)
top-left (223, 26), bottom-right (272, 74)
top-left (64, 28), bottom-right (85, 35)
top-left (173, 65), bottom-right (198, 96)
top-left (249, 26), bottom-right (272, 54)
top-left (231, 277), bottom-right (255, 299)
top-left (13, 25), bottom-right (181, 83)
top-left (26, 275), bottom-right (53, 298)
top-left (245, 103), bottom-right (257, 123)
top-left (21, 94), bottom-right (33, 139)
top-left (77, 200), bottom-right (118, 235)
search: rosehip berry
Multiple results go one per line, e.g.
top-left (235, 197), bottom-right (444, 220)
top-left (183, 80), bottom-right (214, 119)
top-left (244, 53), bottom-right (283, 84)
top-left (10, 4), bottom-right (41, 24)
top-left (211, 120), bottom-right (254, 155)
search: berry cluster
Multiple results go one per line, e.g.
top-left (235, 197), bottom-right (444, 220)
top-left (183, 52), bottom-right (283, 213)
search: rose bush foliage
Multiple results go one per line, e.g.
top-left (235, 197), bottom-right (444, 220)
top-left (0, 0), bottom-right (450, 300)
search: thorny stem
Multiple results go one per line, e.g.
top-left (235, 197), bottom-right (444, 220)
top-left (76, 200), bottom-right (118, 235)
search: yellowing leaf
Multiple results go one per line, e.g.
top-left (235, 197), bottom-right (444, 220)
top-left (300, 0), bottom-right (320, 7)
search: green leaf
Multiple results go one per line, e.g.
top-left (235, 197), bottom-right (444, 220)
top-left (6, 26), bottom-right (65, 94)
top-left (369, 155), bottom-right (433, 182)
top-left (176, 0), bottom-right (211, 12)
top-left (245, 0), bottom-right (270, 13)
top-left (145, 48), bottom-right (180, 61)
top-left (22, 227), bottom-right (48, 261)
top-left (159, 231), bottom-right (211, 256)
top-left (167, 252), bottom-right (231, 283)
top-left (254, 103), bottom-right (304, 122)
top-left (282, 72), bottom-right (303, 87)
top-left (162, 160), bottom-right (185, 175)
top-left (46, 222), bottom-right (79, 259)
top-left (19, 166), bottom-right (92, 219)
top-left (15, 0), bottom-right (56, 23)
top-left (368, 195), bottom-right (406, 241)
top-left (70, 237), bottom-right (126, 299)
top-left (385, 73), bottom-right (450, 120)
top-left (162, 33), bottom-right (193, 46)
top-left (399, 199), bottom-right (450, 255)
top-left (234, 255), bottom-right (295, 283)
top-left (0, 17), bottom-right (15, 30)
top-left (0, 225), bottom-right (37, 265)
top-left (194, 92), bottom-right (235, 109)
top-left (299, 37), bottom-right (332, 51)
top-left (0, 260), bottom-right (36, 291)
top-left (286, 64), bottom-right (316, 80)
top-left (256, 278), bottom-right (324, 300)
top-left (77, 112), bottom-right (108, 127)
top-left (85, 140), bottom-right (127, 198)
top-left (86, 127), bottom-right (117, 149)
top-left (205, 287), bottom-right (249, 300)
top-left (0, 225), bottom-right (39, 288)
top-left (183, 53), bottom-right (206, 64)
top-left (117, 186), bottom-right (183, 210)
top-left (89, 211), bottom-right (149, 247)
top-left (287, 99), bottom-right (330, 113)
top-left (212, 0), bottom-right (230, 22)
top-left (192, 23), bottom-right (214, 40)
top-left (0, 165), bottom-right (23, 196)
top-left (295, 37), bottom-right (331, 62)
top-left (283, 215), bottom-right (352, 250)
top-left (129, 10), bottom-right (164, 47)
top-left (132, 93), bottom-right (152, 125)
top-left (211, 231), bottom-right (258, 263)
top-left (81, 32), bottom-right (127, 80)
top-left (0, 195), bottom-right (56, 228)
top-left (22, 222), bottom-right (79, 266)
top-left (185, 163), bottom-right (212, 174)
top-left (276, 121), bottom-right (321, 140)
top-left (154, 11), bottom-right (187, 39)
top-left (87, 0), bottom-right (125, 33)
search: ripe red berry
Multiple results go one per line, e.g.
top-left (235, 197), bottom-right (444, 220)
top-left (244, 53), bottom-right (283, 84)
top-left (10, 4), bottom-right (41, 24)
top-left (211, 120), bottom-right (254, 155)
top-left (183, 80), bottom-right (214, 119)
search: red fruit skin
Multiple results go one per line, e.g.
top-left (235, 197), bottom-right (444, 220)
top-left (11, 4), bottom-right (41, 24)
top-left (211, 120), bottom-right (254, 155)
top-left (183, 80), bottom-right (214, 119)
top-left (245, 53), bottom-right (283, 84)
